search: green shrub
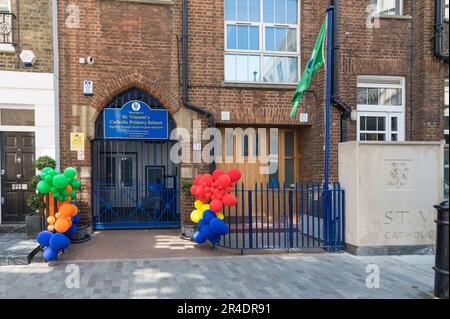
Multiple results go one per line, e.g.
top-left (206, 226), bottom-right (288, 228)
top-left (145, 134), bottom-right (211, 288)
top-left (26, 156), bottom-right (56, 211)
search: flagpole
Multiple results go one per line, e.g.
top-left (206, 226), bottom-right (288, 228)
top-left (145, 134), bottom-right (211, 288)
top-left (324, 5), bottom-right (334, 248)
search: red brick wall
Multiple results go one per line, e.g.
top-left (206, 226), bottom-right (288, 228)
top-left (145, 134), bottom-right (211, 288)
top-left (57, 0), bottom-right (448, 225)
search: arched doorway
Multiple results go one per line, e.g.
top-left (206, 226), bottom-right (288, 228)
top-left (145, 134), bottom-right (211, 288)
top-left (92, 88), bottom-right (179, 229)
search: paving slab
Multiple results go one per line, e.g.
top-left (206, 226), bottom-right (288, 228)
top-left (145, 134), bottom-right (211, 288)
top-left (0, 233), bottom-right (41, 266)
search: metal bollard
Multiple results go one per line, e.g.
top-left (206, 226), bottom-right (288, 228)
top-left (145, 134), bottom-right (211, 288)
top-left (433, 200), bottom-right (449, 299)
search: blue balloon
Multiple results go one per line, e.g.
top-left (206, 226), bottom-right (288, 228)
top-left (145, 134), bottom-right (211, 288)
top-left (71, 214), bottom-right (80, 224)
top-left (202, 210), bottom-right (216, 224)
top-left (65, 224), bottom-right (78, 237)
top-left (49, 233), bottom-right (70, 250)
top-left (209, 233), bottom-right (222, 245)
top-left (43, 247), bottom-right (59, 261)
top-left (193, 231), bottom-right (207, 244)
top-left (200, 225), bottom-right (214, 239)
top-left (210, 218), bottom-right (228, 235)
top-left (37, 231), bottom-right (54, 247)
top-left (198, 219), bottom-right (206, 229)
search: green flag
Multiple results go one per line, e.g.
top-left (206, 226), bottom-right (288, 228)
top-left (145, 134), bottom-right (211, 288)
top-left (290, 18), bottom-right (328, 120)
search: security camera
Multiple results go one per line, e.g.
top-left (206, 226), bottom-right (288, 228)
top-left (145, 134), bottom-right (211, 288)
top-left (87, 56), bottom-right (95, 65)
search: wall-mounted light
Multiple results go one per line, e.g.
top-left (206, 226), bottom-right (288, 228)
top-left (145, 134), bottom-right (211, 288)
top-left (20, 50), bottom-right (37, 67)
top-left (351, 110), bottom-right (358, 121)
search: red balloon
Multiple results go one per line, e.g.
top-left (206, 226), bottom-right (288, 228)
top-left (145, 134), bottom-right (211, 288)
top-left (227, 169), bottom-right (242, 182)
top-left (217, 174), bottom-right (232, 188)
top-left (213, 170), bottom-right (226, 181)
top-left (194, 176), bottom-right (202, 185)
top-left (200, 174), bottom-right (214, 186)
top-left (210, 199), bottom-right (223, 213)
top-left (190, 185), bottom-right (197, 195)
top-left (223, 194), bottom-right (238, 207)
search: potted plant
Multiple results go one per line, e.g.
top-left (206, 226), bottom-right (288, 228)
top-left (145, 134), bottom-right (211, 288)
top-left (180, 178), bottom-right (196, 240)
top-left (26, 156), bottom-right (57, 239)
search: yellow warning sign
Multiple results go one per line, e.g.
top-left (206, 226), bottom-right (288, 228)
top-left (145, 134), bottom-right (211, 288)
top-left (70, 133), bottom-right (85, 151)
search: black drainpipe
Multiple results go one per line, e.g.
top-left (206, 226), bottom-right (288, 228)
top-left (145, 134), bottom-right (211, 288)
top-left (434, 0), bottom-right (449, 62)
top-left (182, 0), bottom-right (216, 171)
top-left (331, 0), bottom-right (352, 142)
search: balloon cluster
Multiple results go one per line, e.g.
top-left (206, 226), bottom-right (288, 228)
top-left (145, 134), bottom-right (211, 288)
top-left (36, 167), bottom-right (81, 261)
top-left (189, 169), bottom-right (241, 245)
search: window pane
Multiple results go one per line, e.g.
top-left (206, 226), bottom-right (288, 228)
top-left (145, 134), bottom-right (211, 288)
top-left (121, 157), bottom-right (133, 187)
top-left (368, 88), bottom-right (379, 104)
top-left (390, 88), bottom-right (402, 105)
top-left (380, 88), bottom-right (401, 105)
top-left (225, 0), bottom-right (236, 21)
top-left (285, 131), bottom-right (294, 156)
top-left (286, 57), bottom-right (298, 83)
top-left (248, 55), bottom-right (260, 82)
top-left (225, 132), bottom-right (234, 156)
top-left (378, 134), bottom-right (386, 140)
top-left (0, 0), bottom-right (10, 11)
top-left (275, 28), bottom-right (286, 51)
top-left (249, 26), bottom-right (259, 50)
top-left (287, 0), bottom-right (298, 24)
top-left (360, 117), bottom-right (366, 130)
top-left (357, 88), bottom-right (368, 104)
top-left (237, 0), bottom-right (249, 21)
top-left (262, 56), bottom-right (274, 82)
top-left (378, 117), bottom-right (385, 131)
top-left (249, 0), bottom-right (260, 22)
top-left (286, 28), bottom-right (297, 52)
top-left (243, 135), bottom-right (249, 157)
top-left (275, 0), bottom-right (286, 24)
top-left (237, 25), bottom-right (249, 49)
top-left (264, 0), bottom-right (274, 22)
top-left (265, 27), bottom-right (275, 51)
top-left (366, 117), bottom-right (377, 131)
top-left (275, 57), bottom-right (286, 82)
top-left (391, 134), bottom-right (398, 141)
top-left (236, 55), bottom-right (248, 81)
top-left (224, 54), bottom-right (236, 81)
top-left (226, 25), bottom-right (237, 49)
top-left (360, 133), bottom-right (367, 141)
top-left (285, 159), bottom-right (295, 186)
top-left (391, 117), bottom-right (398, 131)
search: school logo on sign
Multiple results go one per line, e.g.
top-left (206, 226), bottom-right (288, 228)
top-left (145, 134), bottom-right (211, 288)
top-left (131, 102), bottom-right (141, 112)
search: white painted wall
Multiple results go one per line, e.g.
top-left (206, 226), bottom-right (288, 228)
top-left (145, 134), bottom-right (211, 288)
top-left (0, 70), bottom-right (57, 224)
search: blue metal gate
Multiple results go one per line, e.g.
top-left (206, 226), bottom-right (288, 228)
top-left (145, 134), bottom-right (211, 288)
top-left (218, 182), bottom-right (345, 252)
top-left (92, 88), bottom-right (180, 229)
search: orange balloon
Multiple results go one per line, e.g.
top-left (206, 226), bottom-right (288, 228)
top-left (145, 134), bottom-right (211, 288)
top-left (55, 213), bottom-right (61, 219)
top-left (69, 205), bottom-right (79, 217)
top-left (47, 225), bottom-right (55, 232)
top-left (58, 203), bottom-right (72, 217)
top-left (66, 185), bottom-right (73, 194)
top-left (47, 216), bottom-right (56, 225)
top-left (54, 218), bottom-right (72, 233)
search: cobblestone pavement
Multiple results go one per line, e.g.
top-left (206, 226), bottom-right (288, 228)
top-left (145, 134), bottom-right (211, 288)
top-left (0, 253), bottom-right (435, 299)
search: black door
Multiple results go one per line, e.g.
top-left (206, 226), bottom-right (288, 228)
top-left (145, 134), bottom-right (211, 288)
top-left (1, 132), bottom-right (35, 222)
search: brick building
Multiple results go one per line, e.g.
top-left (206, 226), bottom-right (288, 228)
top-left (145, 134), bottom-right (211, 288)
top-left (55, 0), bottom-right (448, 229)
top-left (0, 0), bottom-right (58, 224)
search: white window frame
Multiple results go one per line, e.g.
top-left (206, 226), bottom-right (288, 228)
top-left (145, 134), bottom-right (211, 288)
top-left (224, 0), bottom-right (301, 84)
top-left (445, 0), bottom-right (449, 21)
top-left (357, 75), bottom-right (406, 142)
top-left (372, 0), bottom-right (403, 16)
top-left (0, 0), bottom-right (10, 11)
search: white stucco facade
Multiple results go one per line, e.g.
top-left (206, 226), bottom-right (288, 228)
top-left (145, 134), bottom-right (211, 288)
top-left (0, 70), bottom-right (58, 224)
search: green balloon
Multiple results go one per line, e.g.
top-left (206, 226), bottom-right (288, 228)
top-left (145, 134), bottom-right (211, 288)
top-left (40, 167), bottom-right (52, 179)
top-left (44, 175), bottom-right (53, 183)
top-left (70, 191), bottom-right (76, 198)
top-left (37, 181), bottom-right (51, 194)
top-left (52, 174), bottom-right (69, 189)
top-left (50, 187), bottom-right (57, 193)
top-left (62, 190), bottom-right (69, 196)
top-left (71, 179), bottom-right (81, 190)
top-left (64, 167), bottom-right (77, 180)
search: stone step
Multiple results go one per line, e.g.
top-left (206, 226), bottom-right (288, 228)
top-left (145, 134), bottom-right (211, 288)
top-left (0, 233), bottom-right (41, 266)
top-left (0, 224), bottom-right (26, 234)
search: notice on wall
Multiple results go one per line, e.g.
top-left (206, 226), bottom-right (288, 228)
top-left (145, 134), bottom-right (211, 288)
top-left (77, 150), bottom-right (85, 161)
top-left (70, 132), bottom-right (85, 151)
top-left (103, 100), bottom-right (168, 139)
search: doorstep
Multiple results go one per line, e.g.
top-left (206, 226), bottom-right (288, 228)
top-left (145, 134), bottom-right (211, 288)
top-left (0, 233), bottom-right (41, 266)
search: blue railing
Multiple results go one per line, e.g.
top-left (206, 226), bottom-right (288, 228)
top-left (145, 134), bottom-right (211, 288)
top-left (218, 182), bottom-right (345, 252)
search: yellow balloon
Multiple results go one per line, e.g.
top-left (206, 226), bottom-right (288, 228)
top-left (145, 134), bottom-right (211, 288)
top-left (201, 204), bottom-right (210, 212)
top-left (190, 210), bottom-right (201, 223)
top-left (194, 200), bottom-right (204, 210)
top-left (216, 213), bottom-right (225, 220)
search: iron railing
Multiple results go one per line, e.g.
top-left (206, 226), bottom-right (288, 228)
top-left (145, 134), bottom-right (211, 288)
top-left (0, 12), bottom-right (16, 45)
top-left (218, 182), bottom-right (345, 253)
